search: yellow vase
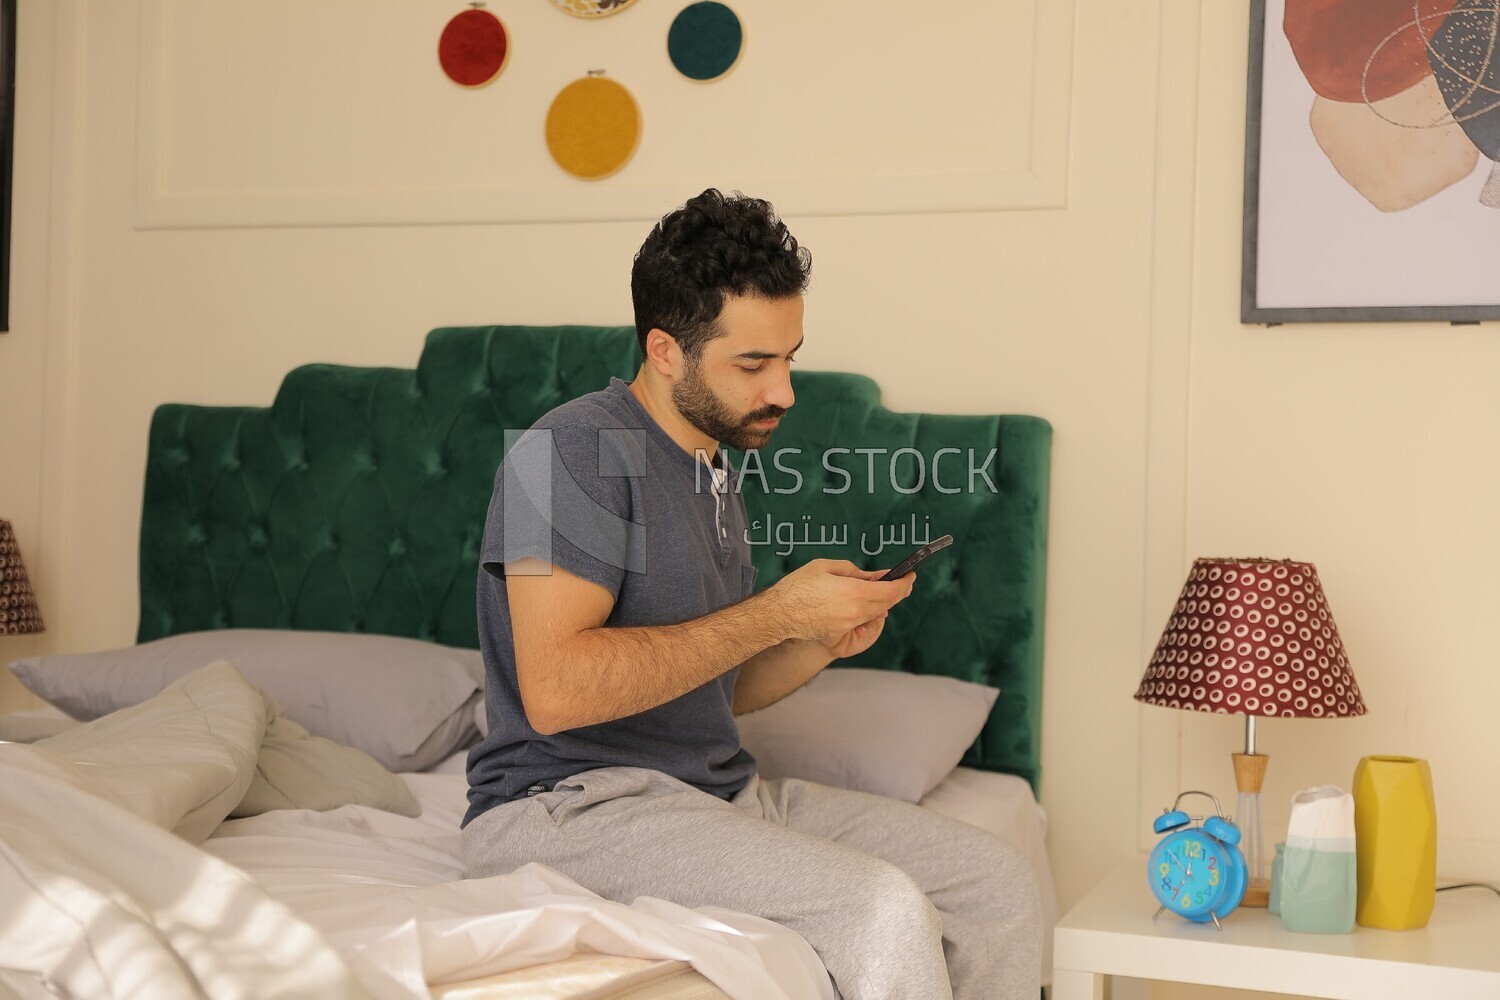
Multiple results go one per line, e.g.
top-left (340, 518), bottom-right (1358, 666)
top-left (1353, 755), bottom-right (1436, 930)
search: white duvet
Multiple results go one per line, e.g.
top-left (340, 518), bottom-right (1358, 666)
top-left (0, 663), bottom-right (832, 1000)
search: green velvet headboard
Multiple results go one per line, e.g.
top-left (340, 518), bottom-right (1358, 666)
top-left (139, 326), bottom-right (1051, 789)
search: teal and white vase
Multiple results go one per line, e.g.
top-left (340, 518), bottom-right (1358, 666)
top-left (1280, 786), bottom-right (1356, 934)
top-left (1269, 842), bottom-right (1285, 915)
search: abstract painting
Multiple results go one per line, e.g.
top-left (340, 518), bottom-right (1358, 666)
top-left (1242, 0), bottom-right (1500, 322)
top-left (0, 0), bottom-right (14, 333)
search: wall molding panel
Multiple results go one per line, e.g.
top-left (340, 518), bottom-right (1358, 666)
top-left (133, 0), bottom-right (1075, 229)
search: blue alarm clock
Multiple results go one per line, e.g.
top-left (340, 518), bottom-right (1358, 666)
top-left (1148, 791), bottom-right (1247, 928)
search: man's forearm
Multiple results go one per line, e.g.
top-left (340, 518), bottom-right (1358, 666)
top-left (521, 590), bottom-right (790, 734)
top-left (731, 639), bottom-right (833, 716)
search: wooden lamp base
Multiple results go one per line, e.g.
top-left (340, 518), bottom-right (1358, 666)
top-left (1233, 751), bottom-right (1271, 908)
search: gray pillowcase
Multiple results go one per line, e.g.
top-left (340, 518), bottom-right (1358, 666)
top-left (235, 691), bottom-right (420, 817)
top-left (26, 661), bottom-right (419, 821)
top-left (9, 629), bottom-right (483, 772)
top-left (735, 668), bottom-right (999, 803)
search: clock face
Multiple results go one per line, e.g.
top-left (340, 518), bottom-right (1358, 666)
top-left (1149, 831), bottom-right (1230, 919)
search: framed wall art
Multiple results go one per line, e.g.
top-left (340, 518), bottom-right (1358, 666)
top-left (1242, 0), bottom-right (1500, 323)
top-left (1, 0), bottom-right (14, 333)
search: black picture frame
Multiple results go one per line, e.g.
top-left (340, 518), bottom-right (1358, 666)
top-left (0, 0), bottom-right (14, 333)
top-left (1240, 0), bottom-right (1500, 325)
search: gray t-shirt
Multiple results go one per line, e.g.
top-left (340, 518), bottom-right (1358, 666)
top-left (464, 377), bottom-right (759, 826)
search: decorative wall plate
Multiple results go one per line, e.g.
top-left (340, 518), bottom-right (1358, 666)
top-left (545, 75), bottom-right (642, 179)
top-left (439, 8), bottom-right (510, 87)
top-left (668, 2), bottom-right (743, 82)
top-left (548, 0), bottom-right (639, 18)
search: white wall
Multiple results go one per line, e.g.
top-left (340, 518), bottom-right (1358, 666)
top-left (1172, 1), bottom-right (1500, 890)
top-left (0, 0), bottom-right (68, 708)
top-left (1151, 4), bottom-right (1500, 995)
top-left (2, 2), bottom-right (1496, 952)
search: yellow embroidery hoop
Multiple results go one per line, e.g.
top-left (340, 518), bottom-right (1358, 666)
top-left (545, 74), bottom-right (642, 180)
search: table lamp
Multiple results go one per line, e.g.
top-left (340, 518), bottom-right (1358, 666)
top-left (0, 519), bottom-right (45, 635)
top-left (1135, 558), bottom-right (1365, 907)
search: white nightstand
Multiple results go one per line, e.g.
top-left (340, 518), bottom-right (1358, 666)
top-left (1053, 864), bottom-right (1500, 999)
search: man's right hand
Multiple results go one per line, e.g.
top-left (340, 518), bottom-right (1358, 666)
top-left (769, 559), bottom-right (917, 644)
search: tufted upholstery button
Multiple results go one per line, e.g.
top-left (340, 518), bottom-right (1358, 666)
top-left (285, 437), bottom-right (310, 469)
top-left (324, 532), bottom-right (339, 552)
top-left (186, 524), bottom-right (207, 545)
top-left (248, 524), bottom-right (269, 550)
top-left (388, 535), bottom-right (407, 557)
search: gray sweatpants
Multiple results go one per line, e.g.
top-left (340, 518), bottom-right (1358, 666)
top-left (461, 767), bottom-right (1042, 1000)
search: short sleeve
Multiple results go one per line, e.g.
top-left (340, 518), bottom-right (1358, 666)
top-left (479, 420), bottom-right (643, 598)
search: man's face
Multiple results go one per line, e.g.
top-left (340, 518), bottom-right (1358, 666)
top-left (672, 294), bottom-right (803, 451)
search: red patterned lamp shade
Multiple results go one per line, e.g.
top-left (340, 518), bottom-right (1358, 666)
top-left (1136, 558), bottom-right (1365, 720)
top-left (0, 519), bottom-right (44, 635)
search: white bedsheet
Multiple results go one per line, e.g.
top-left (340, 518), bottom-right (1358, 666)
top-left (212, 761), bottom-right (1059, 990)
top-left (204, 773), bottom-right (833, 999)
top-left (4, 691), bottom-right (1055, 997)
top-left (0, 741), bottom-right (368, 999)
top-left (0, 673), bottom-right (832, 1000)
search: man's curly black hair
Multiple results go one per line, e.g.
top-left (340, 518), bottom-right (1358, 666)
top-left (631, 189), bottom-right (812, 360)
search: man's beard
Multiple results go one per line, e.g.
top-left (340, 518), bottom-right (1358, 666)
top-left (672, 359), bottom-right (787, 452)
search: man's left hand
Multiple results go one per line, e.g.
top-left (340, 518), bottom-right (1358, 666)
top-left (817, 569), bottom-right (899, 659)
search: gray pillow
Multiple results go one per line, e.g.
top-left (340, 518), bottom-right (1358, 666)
top-left (28, 661), bottom-right (419, 823)
top-left (235, 690), bottom-right (420, 818)
top-left (9, 630), bottom-right (483, 773)
top-left (735, 668), bottom-right (999, 803)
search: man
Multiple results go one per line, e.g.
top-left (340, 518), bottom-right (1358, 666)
top-left (463, 189), bottom-right (1041, 999)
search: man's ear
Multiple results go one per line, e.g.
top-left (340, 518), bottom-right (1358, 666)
top-left (641, 328), bottom-right (683, 379)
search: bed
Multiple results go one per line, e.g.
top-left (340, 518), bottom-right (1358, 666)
top-left (1, 324), bottom-right (1054, 998)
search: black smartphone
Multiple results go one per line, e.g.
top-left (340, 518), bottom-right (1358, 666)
top-left (878, 534), bottom-right (954, 581)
